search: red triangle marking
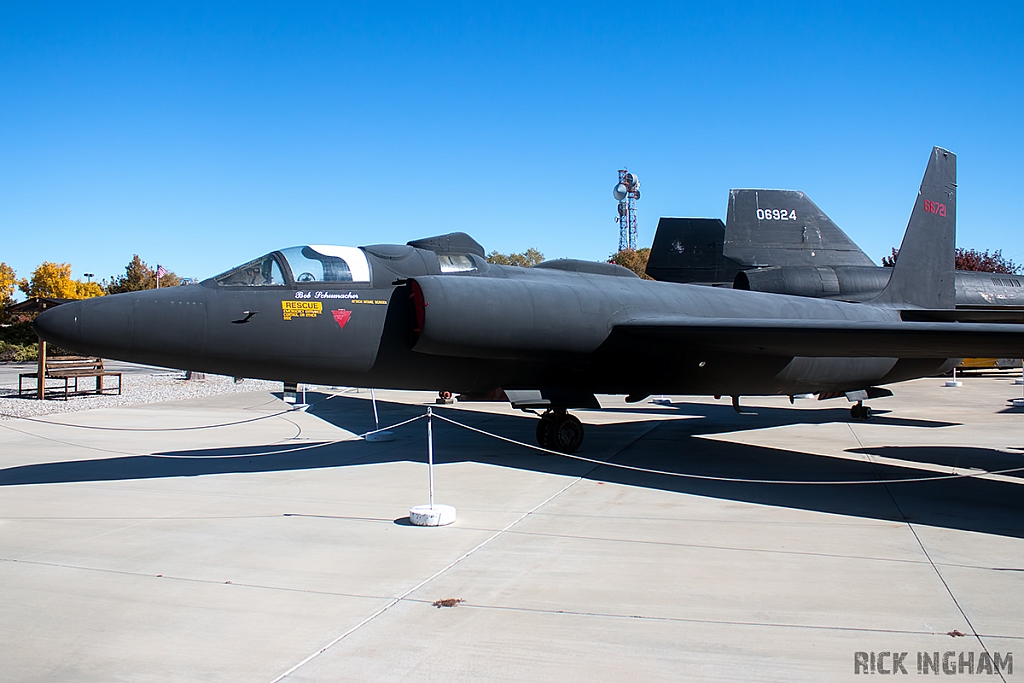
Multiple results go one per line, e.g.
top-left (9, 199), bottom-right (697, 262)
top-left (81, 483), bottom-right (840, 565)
top-left (332, 309), bottom-right (352, 329)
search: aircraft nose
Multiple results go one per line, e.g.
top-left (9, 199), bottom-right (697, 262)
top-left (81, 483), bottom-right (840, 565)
top-left (33, 295), bottom-right (134, 359)
top-left (34, 300), bottom-right (82, 349)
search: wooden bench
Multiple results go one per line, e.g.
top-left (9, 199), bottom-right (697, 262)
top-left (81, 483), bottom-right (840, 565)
top-left (19, 356), bottom-right (123, 400)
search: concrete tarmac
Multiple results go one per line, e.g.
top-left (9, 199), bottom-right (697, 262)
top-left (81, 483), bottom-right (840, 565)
top-left (1, 373), bottom-right (1022, 681)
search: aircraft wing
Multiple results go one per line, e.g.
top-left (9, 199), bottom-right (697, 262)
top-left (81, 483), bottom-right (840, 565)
top-left (613, 317), bottom-right (1024, 358)
top-left (900, 308), bottom-right (1024, 324)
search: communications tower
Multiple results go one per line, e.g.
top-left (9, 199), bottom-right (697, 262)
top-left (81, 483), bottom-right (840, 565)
top-left (613, 169), bottom-right (640, 251)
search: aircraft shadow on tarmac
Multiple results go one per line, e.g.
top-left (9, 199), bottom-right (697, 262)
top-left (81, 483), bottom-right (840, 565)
top-left (2, 393), bottom-right (1022, 540)
top-left (586, 400), bottom-right (961, 429)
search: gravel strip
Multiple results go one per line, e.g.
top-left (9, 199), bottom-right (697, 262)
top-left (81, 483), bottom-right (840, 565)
top-left (0, 372), bottom-right (282, 420)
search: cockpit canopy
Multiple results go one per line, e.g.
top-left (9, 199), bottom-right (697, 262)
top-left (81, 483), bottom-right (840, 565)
top-left (213, 245), bottom-right (371, 287)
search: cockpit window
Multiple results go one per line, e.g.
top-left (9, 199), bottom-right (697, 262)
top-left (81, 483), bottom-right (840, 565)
top-left (214, 254), bottom-right (286, 286)
top-left (438, 254), bottom-right (476, 273)
top-left (278, 245), bottom-right (371, 283)
top-left (212, 245), bottom-right (371, 287)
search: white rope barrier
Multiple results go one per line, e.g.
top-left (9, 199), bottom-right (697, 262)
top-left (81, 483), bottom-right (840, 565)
top-left (5, 393), bottom-right (1021, 486)
top-left (0, 409), bottom-right (297, 431)
top-left (431, 412), bottom-right (1024, 486)
top-left (358, 413), bottom-right (426, 439)
top-left (157, 412), bottom-right (429, 459)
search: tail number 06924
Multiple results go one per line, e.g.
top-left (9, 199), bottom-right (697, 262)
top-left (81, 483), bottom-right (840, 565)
top-left (757, 208), bottom-right (797, 221)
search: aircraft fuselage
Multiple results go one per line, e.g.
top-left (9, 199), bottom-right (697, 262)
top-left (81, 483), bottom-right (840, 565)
top-left (36, 248), bottom-right (951, 400)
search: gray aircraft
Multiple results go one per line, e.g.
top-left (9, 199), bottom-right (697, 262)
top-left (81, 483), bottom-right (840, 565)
top-left (647, 157), bottom-right (1024, 315)
top-left (34, 147), bottom-right (1024, 453)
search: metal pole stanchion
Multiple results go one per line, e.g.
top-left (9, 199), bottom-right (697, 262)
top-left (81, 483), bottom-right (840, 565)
top-left (427, 406), bottom-right (435, 508)
top-left (364, 388), bottom-right (394, 441)
top-left (1014, 360), bottom-right (1024, 407)
top-left (293, 383), bottom-right (310, 411)
top-left (409, 405), bottom-right (455, 526)
top-left (372, 388), bottom-right (380, 430)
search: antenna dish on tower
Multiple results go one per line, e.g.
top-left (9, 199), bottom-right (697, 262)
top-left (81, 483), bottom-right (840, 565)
top-left (614, 168), bottom-right (641, 251)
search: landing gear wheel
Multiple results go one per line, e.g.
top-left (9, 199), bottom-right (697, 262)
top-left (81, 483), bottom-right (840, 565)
top-left (551, 413), bottom-right (584, 453)
top-left (438, 390), bottom-right (452, 401)
top-left (850, 403), bottom-right (873, 420)
top-left (536, 411), bottom-right (585, 454)
top-left (535, 410), bottom-right (585, 453)
top-left (536, 416), bottom-right (555, 449)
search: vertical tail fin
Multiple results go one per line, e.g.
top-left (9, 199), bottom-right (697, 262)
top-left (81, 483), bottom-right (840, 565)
top-left (872, 147), bottom-right (956, 309)
top-left (644, 218), bottom-right (743, 284)
top-left (725, 189), bottom-right (875, 267)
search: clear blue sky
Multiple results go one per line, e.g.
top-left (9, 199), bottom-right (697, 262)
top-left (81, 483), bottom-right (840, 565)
top-left (2, 2), bottom-right (1022, 288)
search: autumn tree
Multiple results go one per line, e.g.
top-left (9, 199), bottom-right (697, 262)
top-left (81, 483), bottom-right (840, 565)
top-left (882, 247), bottom-right (1020, 274)
top-left (107, 255), bottom-right (181, 293)
top-left (0, 262), bottom-right (16, 322)
top-left (18, 262), bottom-right (105, 300)
top-left (486, 248), bottom-right (545, 267)
top-left (954, 248), bottom-right (1020, 274)
top-left (609, 248), bottom-right (654, 280)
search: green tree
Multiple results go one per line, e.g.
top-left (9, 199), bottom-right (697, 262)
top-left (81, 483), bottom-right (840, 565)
top-left (107, 255), bottom-right (181, 293)
top-left (608, 248), bottom-right (654, 279)
top-left (486, 248), bottom-right (545, 267)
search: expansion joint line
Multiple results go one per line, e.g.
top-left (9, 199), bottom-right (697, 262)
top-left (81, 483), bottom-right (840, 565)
top-left (267, 420), bottom-right (662, 683)
top-left (846, 423), bottom-right (1007, 683)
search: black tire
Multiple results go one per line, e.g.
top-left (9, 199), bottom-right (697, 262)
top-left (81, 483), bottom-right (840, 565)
top-left (536, 417), bottom-right (554, 449)
top-left (862, 406), bottom-right (872, 420)
top-left (850, 405), bottom-right (862, 420)
top-left (551, 414), bottom-right (584, 453)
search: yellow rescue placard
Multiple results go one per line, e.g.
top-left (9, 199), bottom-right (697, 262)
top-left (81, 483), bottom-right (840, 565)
top-left (282, 300), bottom-right (323, 320)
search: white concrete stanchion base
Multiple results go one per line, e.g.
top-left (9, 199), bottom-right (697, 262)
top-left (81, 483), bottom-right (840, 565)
top-left (364, 430), bottom-right (394, 442)
top-left (944, 380), bottom-right (963, 387)
top-left (651, 398), bottom-right (672, 405)
top-left (409, 504), bottom-right (456, 526)
top-left (291, 404), bottom-right (310, 412)
top-left (1013, 379), bottom-right (1024, 385)
top-left (1012, 398), bottom-right (1024, 407)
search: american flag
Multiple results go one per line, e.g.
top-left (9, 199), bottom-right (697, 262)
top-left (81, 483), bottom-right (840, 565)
top-left (156, 265), bottom-right (167, 279)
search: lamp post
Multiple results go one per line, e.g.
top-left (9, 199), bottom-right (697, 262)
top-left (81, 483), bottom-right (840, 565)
top-left (84, 273), bottom-right (94, 283)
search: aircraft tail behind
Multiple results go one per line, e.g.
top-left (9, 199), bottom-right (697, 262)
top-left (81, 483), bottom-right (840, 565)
top-left (724, 189), bottom-right (875, 267)
top-left (645, 187), bottom-right (878, 284)
top-left (644, 218), bottom-right (743, 284)
top-left (871, 147), bottom-right (956, 309)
